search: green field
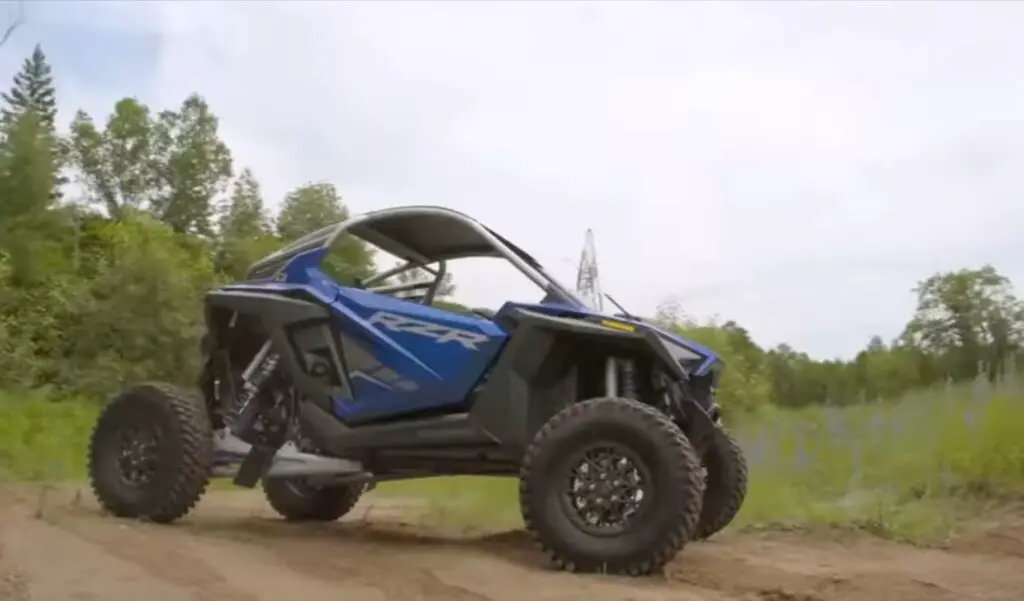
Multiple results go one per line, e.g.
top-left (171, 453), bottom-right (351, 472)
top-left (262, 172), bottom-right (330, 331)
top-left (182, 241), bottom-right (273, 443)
top-left (3, 383), bottom-right (1022, 542)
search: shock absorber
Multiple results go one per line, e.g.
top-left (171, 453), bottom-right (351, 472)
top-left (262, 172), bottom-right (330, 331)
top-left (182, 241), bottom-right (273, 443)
top-left (604, 357), bottom-right (618, 397)
top-left (230, 340), bottom-right (281, 441)
top-left (620, 359), bottom-right (638, 400)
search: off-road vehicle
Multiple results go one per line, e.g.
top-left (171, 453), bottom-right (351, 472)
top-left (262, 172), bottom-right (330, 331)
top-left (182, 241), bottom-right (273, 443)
top-left (87, 206), bottom-right (747, 575)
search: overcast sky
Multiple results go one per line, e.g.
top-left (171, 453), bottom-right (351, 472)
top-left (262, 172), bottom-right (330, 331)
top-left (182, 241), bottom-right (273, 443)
top-left (3, 1), bottom-right (1023, 359)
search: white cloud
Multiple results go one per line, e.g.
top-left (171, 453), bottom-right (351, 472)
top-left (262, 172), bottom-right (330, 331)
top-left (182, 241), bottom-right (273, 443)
top-left (11, 1), bottom-right (1024, 358)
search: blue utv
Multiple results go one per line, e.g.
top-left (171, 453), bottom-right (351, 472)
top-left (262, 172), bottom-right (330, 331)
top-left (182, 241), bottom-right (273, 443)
top-left (86, 206), bottom-right (747, 576)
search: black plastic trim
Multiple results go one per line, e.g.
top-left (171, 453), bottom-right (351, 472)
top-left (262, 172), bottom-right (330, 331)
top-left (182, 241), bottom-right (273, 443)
top-left (203, 289), bottom-right (336, 417)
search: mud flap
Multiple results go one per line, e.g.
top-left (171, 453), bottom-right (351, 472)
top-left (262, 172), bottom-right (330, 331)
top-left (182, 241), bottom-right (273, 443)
top-left (233, 444), bottom-right (276, 488)
top-left (673, 383), bottom-right (718, 455)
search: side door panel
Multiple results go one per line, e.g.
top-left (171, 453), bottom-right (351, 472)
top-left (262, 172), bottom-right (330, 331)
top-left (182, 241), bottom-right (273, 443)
top-left (328, 288), bottom-right (508, 422)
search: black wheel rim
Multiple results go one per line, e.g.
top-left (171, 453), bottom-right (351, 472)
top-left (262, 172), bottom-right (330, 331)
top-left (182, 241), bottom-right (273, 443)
top-left (116, 426), bottom-right (159, 488)
top-left (560, 443), bottom-right (653, 536)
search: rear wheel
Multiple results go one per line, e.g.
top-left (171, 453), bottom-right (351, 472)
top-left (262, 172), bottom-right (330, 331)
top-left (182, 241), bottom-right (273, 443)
top-left (88, 383), bottom-right (213, 523)
top-left (519, 397), bottom-right (704, 575)
top-left (263, 478), bottom-right (365, 522)
top-left (694, 427), bottom-right (748, 539)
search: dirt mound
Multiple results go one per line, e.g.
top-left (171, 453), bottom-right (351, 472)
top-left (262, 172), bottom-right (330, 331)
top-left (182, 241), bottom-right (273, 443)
top-left (1, 486), bottom-right (1022, 601)
top-left (668, 530), bottom-right (1023, 601)
top-left (947, 504), bottom-right (1024, 559)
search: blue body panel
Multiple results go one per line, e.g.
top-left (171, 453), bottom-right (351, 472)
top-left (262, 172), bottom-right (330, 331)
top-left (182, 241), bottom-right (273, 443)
top-left (325, 287), bottom-right (507, 421)
top-left (233, 245), bottom-right (719, 424)
top-left (244, 246), bottom-right (507, 423)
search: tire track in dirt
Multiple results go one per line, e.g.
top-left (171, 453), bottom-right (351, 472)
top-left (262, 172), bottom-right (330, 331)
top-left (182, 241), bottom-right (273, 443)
top-left (0, 492), bottom-right (192, 601)
top-left (172, 512), bottom-right (712, 601)
top-left (2, 499), bottom-right (387, 601)
top-left (0, 543), bottom-right (31, 601)
top-left (180, 519), bottom-right (497, 601)
top-left (3, 487), bottom-right (1024, 601)
top-left (0, 491), bottom-right (30, 601)
top-left (44, 512), bottom-right (262, 601)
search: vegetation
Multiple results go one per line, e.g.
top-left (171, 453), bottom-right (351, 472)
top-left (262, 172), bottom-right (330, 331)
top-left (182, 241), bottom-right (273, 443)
top-left (375, 378), bottom-right (1024, 542)
top-left (1, 46), bottom-right (1022, 541)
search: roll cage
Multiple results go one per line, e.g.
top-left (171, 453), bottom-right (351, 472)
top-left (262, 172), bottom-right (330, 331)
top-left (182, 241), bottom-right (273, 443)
top-left (247, 205), bottom-right (587, 308)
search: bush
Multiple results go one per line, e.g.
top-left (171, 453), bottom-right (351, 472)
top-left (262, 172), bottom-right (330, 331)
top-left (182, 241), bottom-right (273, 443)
top-left (735, 384), bottom-right (1024, 540)
top-left (0, 390), bottom-right (98, 481)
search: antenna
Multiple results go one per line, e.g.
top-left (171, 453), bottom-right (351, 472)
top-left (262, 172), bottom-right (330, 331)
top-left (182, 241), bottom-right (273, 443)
top-left (575, 228), bottom-right (603, 311)
top-left (0, 1), bottom-right (24, 49)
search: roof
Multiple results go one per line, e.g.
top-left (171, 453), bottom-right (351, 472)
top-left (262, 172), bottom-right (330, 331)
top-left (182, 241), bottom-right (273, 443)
top-left (248, 206), bottom-right (543, 279)
top-left (343, 206), bottom-right (541, 266)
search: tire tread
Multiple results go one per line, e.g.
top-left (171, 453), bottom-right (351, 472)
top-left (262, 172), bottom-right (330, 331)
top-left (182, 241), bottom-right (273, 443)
top-left (88, 382), bottom-right (212, 524)
top-left (519, 397), bottom-right (704, 575)
top-left (695, 428), bottom-right (748, 539)
top-left (263, 479), bottom-right (364, 522)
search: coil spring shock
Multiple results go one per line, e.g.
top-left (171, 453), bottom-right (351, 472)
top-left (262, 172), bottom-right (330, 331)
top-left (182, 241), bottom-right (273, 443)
top-left (620, 359), bottom-right (637, 400)
top-left (229, 340), bottom-right (280, 439)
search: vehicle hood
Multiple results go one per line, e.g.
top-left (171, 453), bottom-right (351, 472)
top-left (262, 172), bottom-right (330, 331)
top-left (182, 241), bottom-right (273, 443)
top-left (508, 301), bottom-right (720, 377)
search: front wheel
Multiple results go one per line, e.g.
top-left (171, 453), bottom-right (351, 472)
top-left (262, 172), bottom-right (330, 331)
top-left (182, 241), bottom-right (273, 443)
top-left (88, 383), bottom-right (213, 523)
top-left (519, 397), bottom-right (705, 576)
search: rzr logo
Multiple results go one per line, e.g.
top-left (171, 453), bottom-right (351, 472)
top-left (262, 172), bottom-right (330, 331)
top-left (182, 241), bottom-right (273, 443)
top-left (368, 311), bottom-right (490, 351)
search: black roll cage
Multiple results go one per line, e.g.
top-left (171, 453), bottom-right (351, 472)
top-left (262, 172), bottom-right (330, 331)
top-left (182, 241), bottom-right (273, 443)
top-left (246, 205), bottom-right (587, 308)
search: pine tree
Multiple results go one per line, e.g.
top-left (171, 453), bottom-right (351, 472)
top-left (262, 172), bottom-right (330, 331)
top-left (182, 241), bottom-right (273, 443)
top-left (2, 45), bottom-right (57, 129)
top-left (213, 168), bottom-right (275, 279)
top-left (1, 45), bottom-right (64, 202)
top-left (0, 110), bottom-right (64, 284)
top-left (0, 111), bottom-right (56, 219)
top-left (218, 168), bottom-right (269, 239)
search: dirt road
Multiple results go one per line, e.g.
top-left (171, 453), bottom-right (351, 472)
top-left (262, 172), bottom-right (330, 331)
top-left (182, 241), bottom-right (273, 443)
top-left (1, 486), bottom-right (1022, 601)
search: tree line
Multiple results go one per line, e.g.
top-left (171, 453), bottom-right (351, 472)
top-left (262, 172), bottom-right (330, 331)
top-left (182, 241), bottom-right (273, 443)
top-left (0, 45), bottom-right (1021, 411)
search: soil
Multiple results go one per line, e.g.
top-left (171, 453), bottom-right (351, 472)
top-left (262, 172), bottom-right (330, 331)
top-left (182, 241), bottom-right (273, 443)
top-left (1, 486), bottom-right (1022, 601)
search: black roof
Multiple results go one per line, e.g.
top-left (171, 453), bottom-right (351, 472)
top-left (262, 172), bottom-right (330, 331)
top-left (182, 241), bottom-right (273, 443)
top-left (247, 206), bottom-right (542, 279)
top-left (346, 207), bottom-right (541, 266)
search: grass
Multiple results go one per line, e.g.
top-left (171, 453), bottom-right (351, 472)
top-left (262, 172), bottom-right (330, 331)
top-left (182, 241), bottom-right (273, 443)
top-left (377, 476), bottom-right (522, 532)
top-left (379, 379), bottom-right (1024, 542)
top-left (3, 381), bottom-right (1023, 543)
top-left (0, 389), bottom-right (98, 482)
top-left (730, 381), bottom-right (1024, 542)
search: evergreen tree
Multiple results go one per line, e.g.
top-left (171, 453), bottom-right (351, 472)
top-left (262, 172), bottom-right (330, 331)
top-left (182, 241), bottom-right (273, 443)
top-left (214, 168), bottom-right (276, 279)
top-left (0, 110), bottom-right (65, 284)
top-left (2, 44), bottom-right (57, 129)
top-left (1, 45), bottom-right (64, 202)
top-left (218, 168), bottom-right (268, 238)
top-left (0, 111), bottom-right (54, 219)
